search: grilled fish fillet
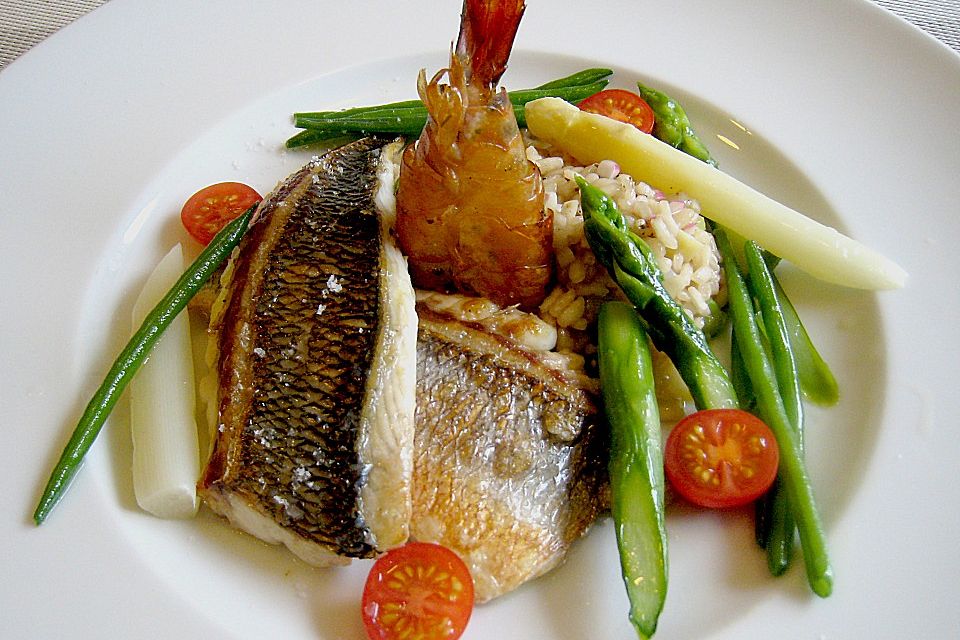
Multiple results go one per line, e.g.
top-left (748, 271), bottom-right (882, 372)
top-left (199, 137), bottom-right (417, 565)
top-left (411, 306), bottom-right (607, 602)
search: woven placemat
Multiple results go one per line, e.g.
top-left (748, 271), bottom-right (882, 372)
top-left (1, 0), bottom-right (958, 71)
top-left (876, 0), bottom-right (960, 51)
top-left (0, 0), bottom-right (109, 69)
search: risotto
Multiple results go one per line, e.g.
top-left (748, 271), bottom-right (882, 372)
top-left (530, 136), bottom-right (723, 419)
top-left (406, 135), bottom-right (725, 420)
top-left (527, 135), bottom-right (722, 333)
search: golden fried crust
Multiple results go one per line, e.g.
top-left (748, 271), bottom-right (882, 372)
top-left (411, 308), bottom-right (607, 601)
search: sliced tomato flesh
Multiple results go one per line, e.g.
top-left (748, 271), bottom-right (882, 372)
top-left (664, 408), bottom-right (780, 509)
top-left (578, 88), bottom-right (656, 134)
top-left (362, 542), bottom-right (475, 640)
top-left (180, 181), bottom-right (261, 245)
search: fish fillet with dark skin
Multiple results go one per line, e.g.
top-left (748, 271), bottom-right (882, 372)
top-left (199, 137), bottom-right (417, 565)
top-left (196, 135), bottom-right (608, 598)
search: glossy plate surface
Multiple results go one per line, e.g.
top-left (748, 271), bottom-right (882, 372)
top-left (2, 1), bottom-right (958, 638)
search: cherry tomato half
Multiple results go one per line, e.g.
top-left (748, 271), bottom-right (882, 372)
top-left (578, 89), bottom-right (656, 134)
top-left (180, 181), bottom-right (261, 245)
top-left (362, 542), bottom-right (475, 640)
top-left (664, 409), bottom-right (780, 509)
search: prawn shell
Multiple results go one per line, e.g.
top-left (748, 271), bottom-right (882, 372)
top-left (396, 48), bottom-right (553, 309)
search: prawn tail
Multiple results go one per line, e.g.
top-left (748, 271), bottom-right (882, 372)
top-left (417, 66), bottom-right (466, 160)
top-left (456, 0), bottom-right (526, 88)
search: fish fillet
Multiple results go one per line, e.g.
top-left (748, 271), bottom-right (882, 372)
top-left (199, 137), bottom-right (417, 565)
top-left (411, 306), bottom-right (608, 601)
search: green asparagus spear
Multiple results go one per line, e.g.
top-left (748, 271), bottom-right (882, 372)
top-left (640, 81), bottom-right (834, 405)
top-left (598, 301), bottom-right (668, 640)
top-left (636, 83), bottom-right (717, 166)
top-left (715, 227), bottom-right (833, 597)
top-left (33, 205), bottom-right (256, 524)
top-left (577, 176), bottom-right (738, 410)
top-left (642, 80), bottom-right (834, 406)
top-left (633, 79), bottom-right (835, 587)
top-left (636, 84), bottom-right (687, 148)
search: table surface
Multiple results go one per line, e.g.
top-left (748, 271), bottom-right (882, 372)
top-left (1, 0), bottom-right (958, 71)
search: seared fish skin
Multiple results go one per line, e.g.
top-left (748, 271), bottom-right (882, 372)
top-left (411, 306), bottom-right (607, 601)
top-left (200, 137), bottom-right (417, 565)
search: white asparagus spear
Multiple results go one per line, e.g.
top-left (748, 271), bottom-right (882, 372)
top-left (129, 243), bottom-right (200, 518)
top-left (525, 97), bottom-right (906, 290)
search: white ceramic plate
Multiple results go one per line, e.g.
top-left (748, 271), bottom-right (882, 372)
top-left (3, 1), bottom-right (958, 638)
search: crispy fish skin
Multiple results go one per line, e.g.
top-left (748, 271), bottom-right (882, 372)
top-left (200, 137), bottom-right (416, 564)
top-left (411, 306), bottom-right (608, 601)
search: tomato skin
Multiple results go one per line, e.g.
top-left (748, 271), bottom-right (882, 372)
top-left (361, 542), bottom-right (475, 640)
top-left (180, 182), bottom-right (261, 245)
top-left (578, 89), bottom-right (656, 134)
top-left (664, 409), bottom-right (780, 509)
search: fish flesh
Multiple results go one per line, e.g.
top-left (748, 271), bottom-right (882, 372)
top-left (410, 305), bottom-right (607, 602)
top-left (196, 134), bottom-right (606, 595)
top-left (199, 137), bottom-right (418, 565)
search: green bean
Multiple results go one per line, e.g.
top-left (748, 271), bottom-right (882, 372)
top-left (284, 129), bottom-right (356, 149)
top-left (293, 99), bottom-right (426, 122)
top-left (748, 249), bottom-right (833, 568)
top-left (33, 205), bottom-right (256, 525)
top-left (731, 332), bottom-right (779, 550)
top-left (578, 176), bottom-right (738, 410)
top-left (292, 82), bottom-right (607, 134)
top-left (729, 331), bottom-right (756, 413)
top-left (291, 68), bottom-right (612, 126)
top-left (759, 250), bottom-right (838, 405)
top-left (511, 82), bottom-right (608, 127)
top-left (747, 242), bottom-right (803, 437)
top-left (532, 67), bottom-right (613, 89)
top-left (293, 112), bottom-right (428, 136)
top-left (598, 301), bottom-right (667, 640)
top-left (762, 481), bottom-right (796, 575)
top-left (777, 279), bottom-right (839, 406)
top-left (746, 241), bottom-right (805, 575)
top-left (292, 68), bottom-right (611, 122)
top-left (715, 227), bottom-right (832, 597)
top-left (511, 81), bottom-right (609, 107)
top-left (287, 68), bottom-right (612, 148)
top-left (730, 327), bottom-right (783, 553)
top-left (627, 79), bottom-right (834, 588)
top-left (701, 298), bottom-right (728, 339)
